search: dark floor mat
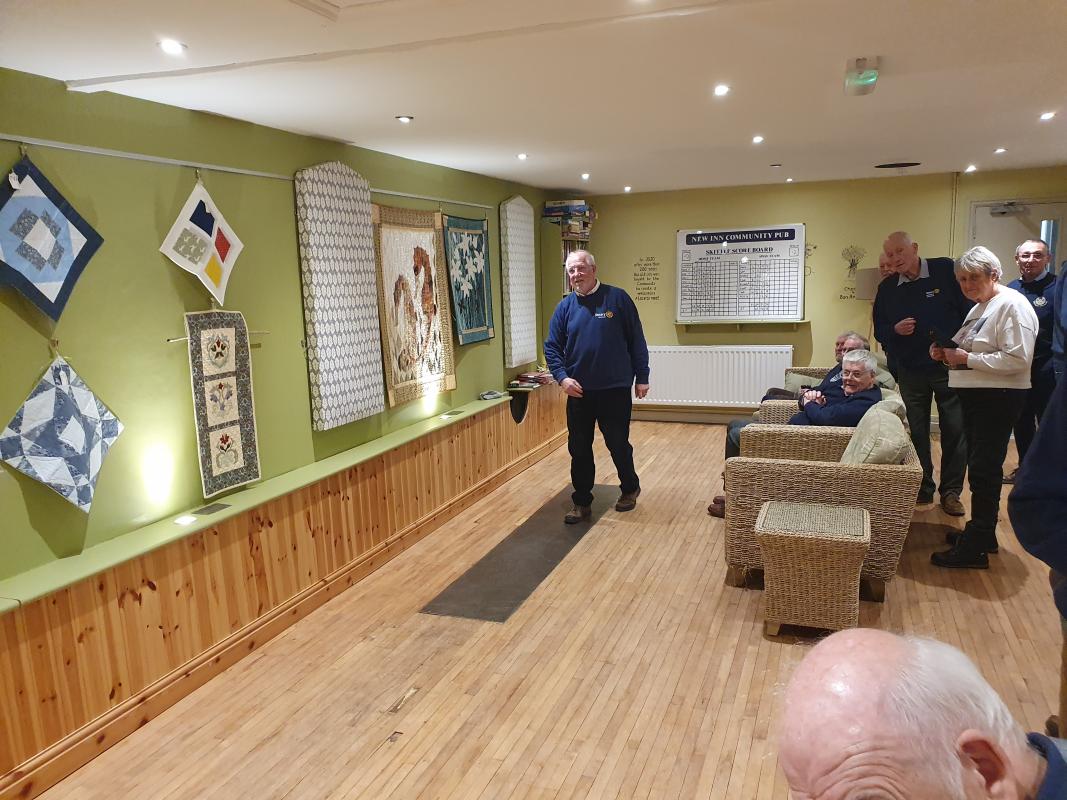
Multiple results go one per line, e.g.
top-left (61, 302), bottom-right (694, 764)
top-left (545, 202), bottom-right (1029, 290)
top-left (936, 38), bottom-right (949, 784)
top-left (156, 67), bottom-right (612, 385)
top-left (420, 484), bottom-right (617, 623)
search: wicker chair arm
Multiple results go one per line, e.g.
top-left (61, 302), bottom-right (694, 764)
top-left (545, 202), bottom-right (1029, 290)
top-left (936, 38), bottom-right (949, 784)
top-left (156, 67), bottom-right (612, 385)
top-left (757, 400), bottom-right (799, 425)
top-left (739, 424), bottom-right (853, 462)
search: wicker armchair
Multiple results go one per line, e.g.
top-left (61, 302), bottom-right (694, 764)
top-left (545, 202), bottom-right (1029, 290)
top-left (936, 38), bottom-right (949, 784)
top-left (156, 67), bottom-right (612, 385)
top-left (723, 423), bottom-right (922, 601)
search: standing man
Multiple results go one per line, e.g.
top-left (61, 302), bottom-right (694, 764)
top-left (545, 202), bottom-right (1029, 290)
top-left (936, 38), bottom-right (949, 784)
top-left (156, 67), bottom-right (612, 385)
top-left (873, 231), bottom-right (972, 515)
top-left (544, 250), bottom-right (650, 524)
top-left (1006, 238), bottom-right (1057, 482)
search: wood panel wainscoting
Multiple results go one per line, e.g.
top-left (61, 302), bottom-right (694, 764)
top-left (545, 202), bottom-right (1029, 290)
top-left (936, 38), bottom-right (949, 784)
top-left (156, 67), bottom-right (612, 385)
top-left (0, 387), bottom-right (567, 800)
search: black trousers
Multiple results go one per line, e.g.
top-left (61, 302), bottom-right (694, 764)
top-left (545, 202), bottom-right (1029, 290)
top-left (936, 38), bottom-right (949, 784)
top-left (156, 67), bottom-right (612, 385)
top-left (896, 367), bottom-right (967, 498)
top-left (957, 387), bottom-right (1027, 547)
top-left (567, 388), bottom-right (639, 507)
top-left (1012, 370), bottom-right (1056, 463)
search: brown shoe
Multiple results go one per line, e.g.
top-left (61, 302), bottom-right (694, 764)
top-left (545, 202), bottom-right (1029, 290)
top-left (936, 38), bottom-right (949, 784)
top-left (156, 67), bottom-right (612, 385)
top-left (940, 493), bottom-right (965, 517)
top-left (1002, 468), bottom-right (1018, 485)
top-left (564, 504), bottom-right (591, 524)
top-left (615, 489), bottom-right (641, 512)
top-left (708, 498), bottom-right (726, 518)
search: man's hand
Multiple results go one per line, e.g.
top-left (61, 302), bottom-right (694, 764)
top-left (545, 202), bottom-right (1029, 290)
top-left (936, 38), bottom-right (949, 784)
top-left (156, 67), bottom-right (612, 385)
top-left (929, 343), bottom-right (945, 363)
top-left (801, 389), bottom-right (825, 406)
top-left (561, 377), bottom-right (584, 397)
top-left (635, 383), bottom-right (649, 399)
top-left (893, 317), bottom-right (917, 336)
top-left (942, 348), bottom-right (968, 367)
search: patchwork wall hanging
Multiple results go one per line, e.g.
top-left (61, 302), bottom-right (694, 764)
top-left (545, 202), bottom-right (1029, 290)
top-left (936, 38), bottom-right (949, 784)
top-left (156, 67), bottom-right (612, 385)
top-left (184, 310), bottom-right (260, 497)
top-left (372, 205), bottom-right (456, 406)
top-left (161, 182), bottom-right (244, 305)
top-left (294, 162), bottom-right (385, 430)
top-left (499, 195), bottom-right (537, 367)
top-left (0, 357), bottom-right (123, 512)
top-left (442, 214), bottom-right (494, 346)
top-left (0, 157), bottom-right (103, 321)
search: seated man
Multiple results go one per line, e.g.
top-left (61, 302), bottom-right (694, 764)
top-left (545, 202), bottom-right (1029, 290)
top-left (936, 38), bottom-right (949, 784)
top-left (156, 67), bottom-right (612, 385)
top-left (724, 332), bottom-right (868, 460)
top-left (779, 629), bottom-right (1067, 798)
top-left (710, 350), bottom-right (882, 516)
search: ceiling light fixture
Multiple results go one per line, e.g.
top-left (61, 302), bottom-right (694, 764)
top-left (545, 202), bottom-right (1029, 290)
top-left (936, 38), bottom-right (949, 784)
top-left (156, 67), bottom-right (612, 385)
top-left (786, 178), bottom-right (794, 183)
top-left (1040, 111), bottom-right (1056, 121)
top-left (844, 56), bottom-right (880, 96)
top-left (159, 38), bottom-right (187, 56)
top-left (965, 164), bottom-right (978, 173)
top-left (713, 84), bottom-right (730, 97)
top-left (752, 135), bottom-right (764, 144)
top-left (624, 186), bottom-right (632, 193)
top-left (994, 147), bottom-right (1007, 154)
top-left (517, 153), bottom-right (527, 160)
top-left (770, 163), bottom-right (782, 168)
top-left (581, 173), bottom-right (590, 181)
top-left (395, 115), bottom-right (414, 124)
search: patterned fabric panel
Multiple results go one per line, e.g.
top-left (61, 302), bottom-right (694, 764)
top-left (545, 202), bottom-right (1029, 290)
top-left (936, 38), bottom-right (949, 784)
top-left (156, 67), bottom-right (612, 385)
top-left (294, 162), bottom-right (385, 430)
top-left (0, 157), bottom-right (103, 321)
top-left (184, 310), bottom-right (260, 498)
top-left (0, 357), bottom-right (123, 512)
top-left (160, 182), bottom-right (244, 306)
top-left (443, 214), bottom-right (494, 345)
top-left (499, 195), bottom-right (537, 368)
top-left (372, 205), bottom-right (456, 407)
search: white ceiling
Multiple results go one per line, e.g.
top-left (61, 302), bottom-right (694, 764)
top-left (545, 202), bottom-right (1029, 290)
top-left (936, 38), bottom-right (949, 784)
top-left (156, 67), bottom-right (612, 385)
top-left (3, 0), bottom-right (1066, 194)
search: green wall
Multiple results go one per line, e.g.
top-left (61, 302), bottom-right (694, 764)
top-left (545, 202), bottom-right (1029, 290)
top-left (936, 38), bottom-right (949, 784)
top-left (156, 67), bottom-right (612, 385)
top-left (0, 68), bottom-right (548, 578)
top-left (544, 168), bottom-right (1067, 369)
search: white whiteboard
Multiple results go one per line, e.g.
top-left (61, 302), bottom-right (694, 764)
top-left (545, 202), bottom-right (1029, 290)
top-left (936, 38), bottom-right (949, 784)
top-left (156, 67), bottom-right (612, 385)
top-left (676, 224), bottom-right (805, 323)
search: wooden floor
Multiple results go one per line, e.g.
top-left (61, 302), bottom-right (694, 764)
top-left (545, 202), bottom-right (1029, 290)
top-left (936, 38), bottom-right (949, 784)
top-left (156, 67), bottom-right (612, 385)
top-left (43, 421), bottom-right (1061, 800)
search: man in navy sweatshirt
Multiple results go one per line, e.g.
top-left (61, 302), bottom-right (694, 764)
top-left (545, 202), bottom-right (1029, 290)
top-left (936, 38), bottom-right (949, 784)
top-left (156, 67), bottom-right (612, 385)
top-left (1006, 238), bottom-right (1058, 481)
top-left (873, 231), bottom-right (973, 516)
top-left (544, 250), bottom-right (650, 524)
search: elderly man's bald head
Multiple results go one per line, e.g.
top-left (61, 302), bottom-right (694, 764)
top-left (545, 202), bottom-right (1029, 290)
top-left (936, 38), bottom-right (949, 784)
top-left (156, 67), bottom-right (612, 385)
top-left (883, 231), bottom-right (921, 279)
top-left (778, 629), bottom-right (1041, 799)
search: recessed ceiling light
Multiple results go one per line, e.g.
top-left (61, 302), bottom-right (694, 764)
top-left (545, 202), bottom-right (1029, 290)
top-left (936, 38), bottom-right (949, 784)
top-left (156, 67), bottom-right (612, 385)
top-left (174, 514), bottom-right (197, 526)
top-left (395, 115), bottom-right (414, 124)
top-left (581, 173), bottom-right (590, 181)
top-left (786, 178), bottom-right (794, 183)
top-left (624, 186), bottom-right (632, 193)
top-left (965, 164), bottom-right (978, 173)
top-left (874, 161), bottom-right (921, 169)
top-left (994, 147), bottom-right (1007, 154)
top-left (517, 153), bottom-right (527, 160)
top-left (159, 38), bottom-right (187, 56)
top-left (770, 163), bottom-right (782, 168)
top-left (1040, 111), bottom-right (1056, 121)
top-left (713, 84), bottom-right (730, 97)
top-left (752, 135), bottom-right (764, 144)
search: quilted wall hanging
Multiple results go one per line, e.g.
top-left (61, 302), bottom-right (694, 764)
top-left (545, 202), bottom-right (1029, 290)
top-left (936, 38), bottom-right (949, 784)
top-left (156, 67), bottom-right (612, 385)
top-left (372, 205), bottom-right (456, 406)
top-left (294, 162), bottom-right (385, 430)
top-left (0, 156), bottom-right (103, 321)
top-left (499, 195), bottom-right (537, 368)
top-left (442, 214), bottom-right (494, 346)
top-left (184, 310), bottom-right (260, 497)
top-left (161, 182), bottom-right (244, 305)
top-left (0, 356), bottom-right (123, 512)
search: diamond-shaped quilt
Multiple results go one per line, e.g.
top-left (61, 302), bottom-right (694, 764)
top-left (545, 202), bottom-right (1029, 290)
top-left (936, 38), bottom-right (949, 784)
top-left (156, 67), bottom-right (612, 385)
top-left (0, 157), bottom-right (104, 321)
top-left (160, 182), bottom-right (244, 305)
top-left (0, 357), bottom-right (123, 512)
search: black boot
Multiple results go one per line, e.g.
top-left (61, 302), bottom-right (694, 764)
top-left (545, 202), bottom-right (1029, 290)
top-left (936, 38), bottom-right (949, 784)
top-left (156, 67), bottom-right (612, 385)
top-left (931, 536), bottom-right (989, 570)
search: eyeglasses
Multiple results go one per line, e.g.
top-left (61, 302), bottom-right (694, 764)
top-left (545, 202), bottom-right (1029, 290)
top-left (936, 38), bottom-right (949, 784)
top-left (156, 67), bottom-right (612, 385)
top-left (567, 264), bottom-right (594, 274)
top-left (840, 369), bottom-right (869, 379)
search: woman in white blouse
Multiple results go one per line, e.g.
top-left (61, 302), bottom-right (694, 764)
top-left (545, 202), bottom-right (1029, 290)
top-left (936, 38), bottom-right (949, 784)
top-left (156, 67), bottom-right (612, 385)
top-left (928, 245), bottom-right (1039, 569)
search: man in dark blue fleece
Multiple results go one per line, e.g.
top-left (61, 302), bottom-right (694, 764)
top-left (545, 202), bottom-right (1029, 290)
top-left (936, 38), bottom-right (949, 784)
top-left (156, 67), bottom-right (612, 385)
top-left (1010, 360), bottom-right (1067, 739)
top-left (544, 250), bottom-right (650, 524)
top-left (873, 230), bottom-right (973, 516)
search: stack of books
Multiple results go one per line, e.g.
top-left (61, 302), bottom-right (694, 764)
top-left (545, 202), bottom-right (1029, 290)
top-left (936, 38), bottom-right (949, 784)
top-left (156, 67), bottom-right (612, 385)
top-left (542, 199), bottom-right (589, 217)
top-left (543, 200), bottom-right (595, 240)
top-left (517, 369), bottom-right (554, 385)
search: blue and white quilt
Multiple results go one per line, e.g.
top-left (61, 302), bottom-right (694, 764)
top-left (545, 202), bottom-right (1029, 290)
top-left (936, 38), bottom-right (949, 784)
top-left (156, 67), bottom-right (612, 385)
top-left (0, 357), bottom-right (123, 512)
top-left (443, 215), bottom-right (494, 345)
top-left (0, 157), bottom-right (104, 321)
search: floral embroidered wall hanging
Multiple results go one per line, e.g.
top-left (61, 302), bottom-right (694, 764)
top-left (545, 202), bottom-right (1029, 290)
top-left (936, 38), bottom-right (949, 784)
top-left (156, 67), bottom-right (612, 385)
top-left (184, 310), bottom-right (260, 497)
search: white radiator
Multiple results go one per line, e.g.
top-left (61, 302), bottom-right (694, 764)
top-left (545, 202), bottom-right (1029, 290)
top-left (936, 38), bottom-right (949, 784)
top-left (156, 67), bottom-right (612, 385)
top-left (635, 345), bottom-right (793, 407)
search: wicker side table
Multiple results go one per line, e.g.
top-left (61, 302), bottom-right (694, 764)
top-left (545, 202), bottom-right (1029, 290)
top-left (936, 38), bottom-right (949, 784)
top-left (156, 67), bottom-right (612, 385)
top-left (755, 501), bottom-right (871, 636)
